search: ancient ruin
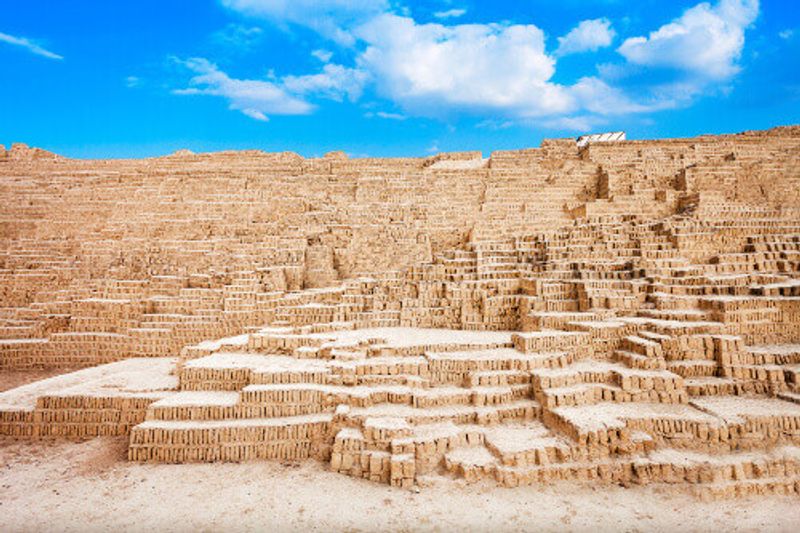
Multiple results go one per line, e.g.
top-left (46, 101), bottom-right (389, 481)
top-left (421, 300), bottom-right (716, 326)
top-left (2, 126), bottom-right (800, 499)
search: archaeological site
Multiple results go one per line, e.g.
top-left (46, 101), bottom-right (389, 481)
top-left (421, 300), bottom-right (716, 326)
top-left (2, 126), bottom-right (800, 505)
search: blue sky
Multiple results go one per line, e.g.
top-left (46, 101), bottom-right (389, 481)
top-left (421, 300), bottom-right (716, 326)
top-left (1, 0), bottom-right (798, 158)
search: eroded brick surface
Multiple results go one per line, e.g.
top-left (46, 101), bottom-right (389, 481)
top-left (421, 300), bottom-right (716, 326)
top-left (2, 128), bottom-right (800, 498)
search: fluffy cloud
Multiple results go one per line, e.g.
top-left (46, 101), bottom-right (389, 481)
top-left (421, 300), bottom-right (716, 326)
top-left (0, 31), bottom-right (62, 60)
top-left (355, 14), bottom-right (573, 118)
top-left (282, 63), bottom-right (368, 102)
top-left (618, 0), bottom-right (759, 79)
top-left (556, 18), bottom-right (616, 57)
top-left (174, 57), bottom-right (367, 121)
top-left (211, 24), bottom-right (264, 50)
top-left (206, 0), bottom-right (760, 129)
top-left (173, 57), bottom-right (313, 121)
top-left (221, 0), bottom-right (388, 45)
top-left (569, 77), bottom-right (674, 115)
top-left (311, 49), bottom-right (333, 63)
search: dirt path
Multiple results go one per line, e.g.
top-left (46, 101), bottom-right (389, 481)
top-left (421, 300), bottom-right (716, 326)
top-left (1, 437), bottom-right (798, 532)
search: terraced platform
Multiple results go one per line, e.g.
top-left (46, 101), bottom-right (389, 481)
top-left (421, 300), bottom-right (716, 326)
top-left (3, 322), bottom-right (800, 497)
top-left (2, 127), bottom-right (800, 498)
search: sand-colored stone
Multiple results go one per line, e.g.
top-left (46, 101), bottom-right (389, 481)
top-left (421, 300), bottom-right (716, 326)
top-left (2, 126), bottom-right (800, 500)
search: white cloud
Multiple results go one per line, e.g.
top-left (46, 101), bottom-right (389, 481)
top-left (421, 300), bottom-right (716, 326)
top-left (0, 31), bottom-right (62, 60)
top-left (282, 63), bottom-right (368, 102)
top-left (376, 111), bottom-right (405, 120)
top-left (173, 57), bottom-right (367, 121)
top-left (354, 14), bottom-right (573, 118)
top-left (556, 18), bottom-right (616, 57)
top-left (366, 111), bottom-right (406, 120)
top-left (220, 0), bottom-right (388, 45)
top-left (125, 76), bottom-right (142, 88)
top-left (434, 9), bottom-right (467, 20)
top-left (211, 23), bottom-right (264, 50)
top-left (205, 0), bottom-right (760, 130)
top-left (312, 49), bottom-right (333, 62)
top-left (240, 108), bottom-right (270, 121)
top-left (570, 76), bottom-right (676, 115)
top-left (779, 29), bottom-right (794, 40)
top-left (173, 57), bottom-right (313, 121)
top-left (618, 0), bottom-right (759, 79)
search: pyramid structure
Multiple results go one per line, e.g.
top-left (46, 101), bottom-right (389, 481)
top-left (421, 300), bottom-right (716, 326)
top-left (1, 127), bottom-right (800, 498)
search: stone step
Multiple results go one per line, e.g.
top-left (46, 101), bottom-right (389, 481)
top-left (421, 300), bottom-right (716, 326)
top-left (667, 360), bottom-right (719, 378)
top-left (537, 383), bottom-right (685, 409)
top-left (330, 355), bottom-right (429, 378)
top-left (684, 377), bottom-right (740, 397)
top-left (329, 434), bottom-right (396, 485)
top-left (637, 330), bottom-right (672, 343)
top-left (460, 435), bottom-right (654, 487)
top-left (622, 335), bottom-right (664, 358)
top-left (465, 369), bottom-right (531, 387)
top-left (544, 401), bottom-right (720, 449)
top-left (342, 399), bottom-right (541, 427)
top-left (522, 311), bottom-right (598, 331)
top-left (639, 309), bottom-right (711, 321)
top-left (471, 385), bottom-right (531, 407)
top-left (747, 345), bottom-right (800, 366)
top-left (613, 349), bottom-right (667, 370)
top-left (346, 373), bottom-right (430, 387)
top-left (427, 348), bottom-right (574, 384)
top-left (180, 353), bottom-right (330, 391)
top-left (241, 382), bottom-right (479, 410)
top-left (649, 293), bottom-right (702, 310)
top-left (444, 446), bottom-right (498, 482)
top-left (532, 361), bottom-right (618, 390)
top-left (482, 422), bottom-right (571, 467)
top-left (145, 391), bottom-right (240, 421)
top-left (532, 361), bottom-right (683, 394)
top-left (511, 331), bottom-right (590, 354)
top-left (641, 318), bottom-right (725, 337)
top-left (128, 413), bottom-right (333, 463)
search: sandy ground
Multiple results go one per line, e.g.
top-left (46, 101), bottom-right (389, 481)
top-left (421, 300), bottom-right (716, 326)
top-left (0, 370), bottom-right (71, 392)
top-left (1, 437), bottom-right (799, 533)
